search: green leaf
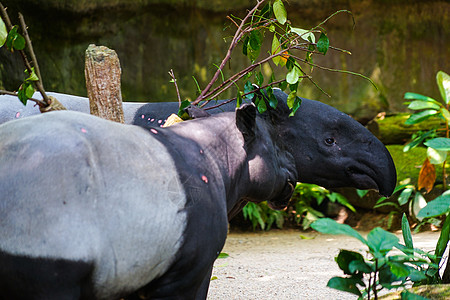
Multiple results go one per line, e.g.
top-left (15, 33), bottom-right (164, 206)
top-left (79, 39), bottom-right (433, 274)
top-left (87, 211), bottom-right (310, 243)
top-left (249, 30), bottom-right (262, 52)
top-left (424, 137), bottom-right (450, 151)
top-left (17, 82), bottom-right (32, 105)
top-left (267, 87), bottom-right (278, 109)
top-left (273, 0), bottom-right (287, 25)
top-left (311, 218), bottom-right (367, 245)
top-left (25, 68), bottom-right (39, 82)
top-left (398, 188), bottom-right (413, 206)
top-left (401, 214), bottom-right (414, 249)
top-left (244, 80), bottom-right (254, 101)
top-left (366, 227), bottom-right (399, 258)
top-left (349, 260), bottom-right (372, 274)
top-left (317, 32), bottom-right (329, 55)
top-left (427, 146), bottom-right (447, 164)
top-left (436, 214), bottom-right (450, 260)
top-left (286, 66), bottom-right (301, 85)
top-left (417, 193), bottom-right (450, 218)
top-left (407, 100), bottom-right (441, 110)
top-left (441, 107), bottom-right (450, 125)
top-left (255, 96), bottom-right (267, 114)
top-left (0, 18), bottom-right (7, 48)
top-left (25, 83), bottom-right (35, 99)
top-left (404, 92), bottom-right (437, 102)
top-left (271, 34), bottom-right (282, 66)
top-left (387, 261), bottom-right (410, 278)
top-left (236, 91), bottom-right (242, 107)
top-left (356, 190), bottom-right (369, 198)
top-left (242, 35), bottom-right (249, 56)
top-left (287, 90), bottom-right (296, 108)
top-left (255, 71), bottom-right (264, 87)
top-left (335, 249), bottom-right (365, 275)
top-left (12, 33), bottom-right (25, 50)
top-left (437, 71), bottom-right (450, 104)
top-left (326, 277), bottom-right (362, 296)
top-left (289, 95), bottom-right (301, 117)
top-left (403, 130), bottom-right (435, 152)
top-left (404, 109), bottom-right (438, 125)
top-left (291, 27), bottom-right (315, 43)
top-left (177, 99), bottom-right (191, 119)
top-left (217, 252), bottom-right (229, 259)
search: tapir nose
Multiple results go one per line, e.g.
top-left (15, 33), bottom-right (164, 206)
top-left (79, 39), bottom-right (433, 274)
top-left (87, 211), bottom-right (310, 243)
top-left (371, 140), bottom-right (397, 197)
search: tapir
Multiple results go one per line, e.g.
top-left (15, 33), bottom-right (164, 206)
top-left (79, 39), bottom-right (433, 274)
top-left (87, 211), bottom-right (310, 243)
top-left (0, 92), bottom-right (396, 299)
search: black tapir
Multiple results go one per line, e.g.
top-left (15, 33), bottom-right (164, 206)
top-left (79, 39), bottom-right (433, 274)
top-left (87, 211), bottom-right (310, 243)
top-left (0, 92), bottom-right (396, 299)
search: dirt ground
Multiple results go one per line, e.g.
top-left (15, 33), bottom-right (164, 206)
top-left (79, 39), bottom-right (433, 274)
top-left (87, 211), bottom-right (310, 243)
top-left (207, 230), bottom-right (442, 299)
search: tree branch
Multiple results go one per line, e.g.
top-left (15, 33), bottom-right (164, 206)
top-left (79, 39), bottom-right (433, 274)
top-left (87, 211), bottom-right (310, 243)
top-left (168, 69), bottom-right (182, 106)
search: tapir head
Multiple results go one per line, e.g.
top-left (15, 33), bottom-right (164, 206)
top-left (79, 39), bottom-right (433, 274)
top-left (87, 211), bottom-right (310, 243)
top-left (268, 90), bottom-right (397, 197)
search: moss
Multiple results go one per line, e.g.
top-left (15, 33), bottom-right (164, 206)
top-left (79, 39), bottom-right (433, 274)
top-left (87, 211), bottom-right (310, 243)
top-left (387, 145), bottom-right (446, 186)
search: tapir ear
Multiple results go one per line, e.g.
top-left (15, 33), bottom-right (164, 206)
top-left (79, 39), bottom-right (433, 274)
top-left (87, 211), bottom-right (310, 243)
top-left (236, 103), bottom-right (256, 142)
top-left (185, 105), bottom-right (211, 119)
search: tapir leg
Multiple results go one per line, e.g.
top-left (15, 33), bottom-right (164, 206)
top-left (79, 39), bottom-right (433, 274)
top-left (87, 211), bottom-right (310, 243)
top-left (195, 266), bottom-right (213, 300)
top-left (0, 251), bottom-right (93, 300)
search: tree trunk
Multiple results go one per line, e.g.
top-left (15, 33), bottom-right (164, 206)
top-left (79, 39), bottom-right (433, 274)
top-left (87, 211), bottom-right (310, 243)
top-left (85, 44), bottom-right (124, 123)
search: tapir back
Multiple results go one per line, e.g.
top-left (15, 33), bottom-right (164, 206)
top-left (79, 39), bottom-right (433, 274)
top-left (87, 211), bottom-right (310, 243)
top-left (0, 111), bottom-right (187, 299)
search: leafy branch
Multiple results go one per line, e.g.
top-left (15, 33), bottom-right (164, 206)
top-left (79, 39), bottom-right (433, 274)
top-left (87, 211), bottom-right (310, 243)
top-left (179, 0), bottom-right (368, 117)
top-left (0, 2), bottom-right (65, 111)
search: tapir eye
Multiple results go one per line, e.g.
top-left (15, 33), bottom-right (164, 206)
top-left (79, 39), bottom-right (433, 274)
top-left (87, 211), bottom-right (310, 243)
top-left (325, 138), bottom-right (335, 145)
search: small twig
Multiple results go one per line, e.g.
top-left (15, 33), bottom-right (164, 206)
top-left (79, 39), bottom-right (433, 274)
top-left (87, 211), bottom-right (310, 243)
top-left (0, 89), bottom-right (46, 106)
top-left (168, 69), bottom-right (182, 106)
top-left (17, 12), bottom-right (50, 105)
top-left (19, 13), bottom-right (43, 89)
top-left (226, 15), bottom-right (239, 28)
top-left (193, 0), bottom-right (265, 105)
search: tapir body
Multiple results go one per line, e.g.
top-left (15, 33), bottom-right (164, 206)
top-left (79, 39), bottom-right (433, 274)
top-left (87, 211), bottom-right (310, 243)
top-left (0, 92), bottom-right (396, 299)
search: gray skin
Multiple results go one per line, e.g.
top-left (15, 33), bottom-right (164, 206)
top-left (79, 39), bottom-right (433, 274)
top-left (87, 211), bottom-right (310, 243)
top-left (0, 95), bottom-right (396, 299)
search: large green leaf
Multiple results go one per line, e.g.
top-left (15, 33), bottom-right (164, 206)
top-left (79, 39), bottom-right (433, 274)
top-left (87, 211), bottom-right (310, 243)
top-left (366, 227), bottom-right (399, 258)
top-left (401, 214), bottom-right (414, 249)
top-left (427, 146), bottom-right (447, 164)
top-left (437, 71), bottom-right (450, 104)
top-left (387, 261), bottom-right (410, 278)
top-left (311, 218), bottom-right (367, 245)
top-left (404, 92), bottom-right (437, 102)
top-left (326, 277), bottom-right (362, 296)
top-left (405, 109), bottom-right (438, 125)
top-left (407, 100), bottom-right (441, 110)
top-left (0, 18), bottom-right (7, 48)
top-left (249, 30), bottom-right (262, 52)
top-left (273, 0), bottom-right (287, 25)
top-left (424, 137), bottom-right (450, 151)
top-left (398, 188), bottom-right (414, 206)
top-left (335, 249), bottom-right (365, 275)
top-left (291, 27), bottom-right (315, 43)
top-left (417, 193), bottom-right (450, 218)
top-left (435, 214), bottom-right (450, 261)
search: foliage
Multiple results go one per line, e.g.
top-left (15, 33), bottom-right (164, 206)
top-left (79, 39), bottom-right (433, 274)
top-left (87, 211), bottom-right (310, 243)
top-left (290, 183), bottom-right (355, 229)
top-left (0, 2), bottom-right (55, 109)
top-left (390, 71), bottom-right (450, 223)
top-left (242, 183), bottom-right (354, 231)
top-left (311, 215), bottom-right (443, 299)
top-left (242, 201), bottom-right (285, 231)
top-left (172, 0), bottom-right (374, 117)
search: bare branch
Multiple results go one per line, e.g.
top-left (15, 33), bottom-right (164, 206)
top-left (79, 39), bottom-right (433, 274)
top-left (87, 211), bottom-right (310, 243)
top-left (168, 69), bottom-right (182, 106)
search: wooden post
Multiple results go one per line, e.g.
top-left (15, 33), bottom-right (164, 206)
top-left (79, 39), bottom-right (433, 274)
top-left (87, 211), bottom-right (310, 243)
top-left (85, 44), bottom-right (124, 123)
